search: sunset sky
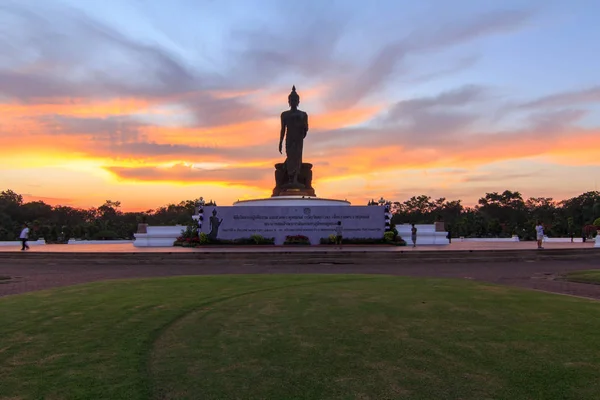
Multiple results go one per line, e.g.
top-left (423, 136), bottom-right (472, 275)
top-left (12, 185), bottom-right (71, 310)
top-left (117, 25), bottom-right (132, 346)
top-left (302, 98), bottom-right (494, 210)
top-left (1, 0), bottom-right (599, 211)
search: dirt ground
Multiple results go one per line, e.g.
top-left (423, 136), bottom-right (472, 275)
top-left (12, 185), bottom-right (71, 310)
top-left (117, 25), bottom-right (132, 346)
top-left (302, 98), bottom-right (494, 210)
top-left (1, 257), bottom-right (599, 300)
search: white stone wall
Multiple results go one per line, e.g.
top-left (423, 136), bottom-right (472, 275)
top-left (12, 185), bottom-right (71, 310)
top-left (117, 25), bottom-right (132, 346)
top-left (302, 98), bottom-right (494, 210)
top-left (67, 240), bottom-right (133, 244)
top-left (134, 226), bottom-right (186, 247)
top-left (395, 224), bottom-right (449, 246)
top-left (0, 239), bottom-right (46, 247)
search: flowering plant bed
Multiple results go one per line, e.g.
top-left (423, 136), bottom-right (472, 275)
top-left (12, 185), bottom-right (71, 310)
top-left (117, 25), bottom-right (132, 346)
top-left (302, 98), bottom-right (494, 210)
top-left (283, 235), bottom-right (311, 245)
top-left (319, 234), bottom-right (406, 246)
top-left (174, 236), bottom-right (202, 247)
top-left (174, 233), bottom-right (274, 247)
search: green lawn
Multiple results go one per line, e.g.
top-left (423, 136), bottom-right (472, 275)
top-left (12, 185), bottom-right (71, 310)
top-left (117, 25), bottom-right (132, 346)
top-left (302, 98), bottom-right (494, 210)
top-left (564, 269), bottom-right (600, 284)
top-left (1, 275), bottom-right (600, 399)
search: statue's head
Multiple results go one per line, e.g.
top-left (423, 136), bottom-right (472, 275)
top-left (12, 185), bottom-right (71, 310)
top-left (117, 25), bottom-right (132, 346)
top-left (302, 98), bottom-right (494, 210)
top-left (288, 85), bottom-right (300, 108)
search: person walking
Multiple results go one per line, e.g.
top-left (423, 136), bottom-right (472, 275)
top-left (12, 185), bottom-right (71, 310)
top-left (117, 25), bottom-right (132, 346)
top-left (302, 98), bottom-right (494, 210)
top-left (20, 223), bottom-right (30, 251)
top-left (411, 223), bottom-right (417, 248)
top-left (335, 221), bottom-right (343, 248)
top-left (535, 221), bottom-right (544, 249)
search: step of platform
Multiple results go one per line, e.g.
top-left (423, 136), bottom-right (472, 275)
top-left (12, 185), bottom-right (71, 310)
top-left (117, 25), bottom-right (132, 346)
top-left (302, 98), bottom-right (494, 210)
top-left (1, 248), bottom-right (598, 265)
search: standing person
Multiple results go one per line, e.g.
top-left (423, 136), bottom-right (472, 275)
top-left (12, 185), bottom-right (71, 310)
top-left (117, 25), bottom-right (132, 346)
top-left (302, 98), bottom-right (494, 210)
top-left (335, 221), bottom-right (343, 248)
top-left (20, 223), bottom-right (30, 251)
top-left (535, 221), bottom-right (544, 249)
top-left (411, 224), bottom-right (417, 248)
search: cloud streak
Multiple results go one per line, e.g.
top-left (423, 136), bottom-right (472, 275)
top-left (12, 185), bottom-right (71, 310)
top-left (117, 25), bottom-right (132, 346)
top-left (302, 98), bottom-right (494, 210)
top-left (105, 163), bottom-right (273, 188)
top-left (519, 86), bottom-right (600, 109)
top-left (0, 1), bottom-right (201, 101)
top-left (327, 9), bottom-right (533, 108)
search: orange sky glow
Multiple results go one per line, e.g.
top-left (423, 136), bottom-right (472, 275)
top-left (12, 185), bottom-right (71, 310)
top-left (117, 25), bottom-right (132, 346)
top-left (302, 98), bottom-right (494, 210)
top-left (2, 93), bottom-right (598, 212)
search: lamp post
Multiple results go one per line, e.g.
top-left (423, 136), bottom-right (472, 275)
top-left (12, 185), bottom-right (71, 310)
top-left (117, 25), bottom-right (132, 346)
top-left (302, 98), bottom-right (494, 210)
top-left (195, 197), bottom-right (205, 235)
top-left (377, 197), bottom-right (392, 232)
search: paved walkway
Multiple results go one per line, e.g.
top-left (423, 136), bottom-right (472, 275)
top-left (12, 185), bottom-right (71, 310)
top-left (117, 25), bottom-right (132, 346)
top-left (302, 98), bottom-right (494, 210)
top-left (0, 241), bottom-right (595, 253)
top-left (1, 256), bottom-right (599, 300)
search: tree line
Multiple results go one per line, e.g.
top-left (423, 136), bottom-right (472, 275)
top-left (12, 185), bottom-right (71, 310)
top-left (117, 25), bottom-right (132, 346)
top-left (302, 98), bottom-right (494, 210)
top-left (1, 189), bottom-right (599, 242)
top-left (388, 190), bottom-right (600, 240)
top-left (0, 189), bottom-right (216, 242)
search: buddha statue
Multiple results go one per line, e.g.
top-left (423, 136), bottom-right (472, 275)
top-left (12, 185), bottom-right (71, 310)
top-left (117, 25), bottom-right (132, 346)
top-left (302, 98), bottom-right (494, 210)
top-left (278, 86), bottom-right (309, 187)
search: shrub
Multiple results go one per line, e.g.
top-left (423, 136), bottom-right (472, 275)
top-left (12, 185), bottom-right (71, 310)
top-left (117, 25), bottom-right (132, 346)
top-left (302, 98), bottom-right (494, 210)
top-left (174, 233), bottom-right (274, 247)
top-left (383, 231), bottom-right (395, 243)
top-left (182, 236), bottom-right (201, 247)
top-left (319, 235), bottom-right (337, 245)
top-left (230, 237), bottom-right (253, 245)
top-left (284, 235), bottom-right (310, 245)
top-left (250, 234), bottom-right (274, 245)
top-left (394, 236), bottom-right (407, 246)
top-left (179, 224), bottom-right (198, 239)
top-left (0, 229), bottom-right (15, 241)
top-left (389, 223), bottom-right (399, 239)
top-left (93, 230), bottom-right (119, 240)
top-left (199, 232), bottom-right (209, 244)
top-left (250, 234), bottom-right (262, 244)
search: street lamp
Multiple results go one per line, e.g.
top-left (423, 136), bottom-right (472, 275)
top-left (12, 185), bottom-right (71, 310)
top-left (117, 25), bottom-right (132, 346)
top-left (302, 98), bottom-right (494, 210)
top-left (193, 197), bottom-right (206, 235)
top-left (378, 197), bottom-right (391, 232)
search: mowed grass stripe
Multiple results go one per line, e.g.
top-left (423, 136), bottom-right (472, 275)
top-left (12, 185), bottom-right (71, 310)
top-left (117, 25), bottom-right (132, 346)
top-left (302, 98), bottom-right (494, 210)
top-left (149, 278), bottom-right (600, 400)
top-left (0, 275), bottom-right (354, 399)
top-left (1, 275), bottom-right (599, 399)
top-left (139, 275), bottom-right (373, 399)
top-left (564, 269), bottom-right (600, 285)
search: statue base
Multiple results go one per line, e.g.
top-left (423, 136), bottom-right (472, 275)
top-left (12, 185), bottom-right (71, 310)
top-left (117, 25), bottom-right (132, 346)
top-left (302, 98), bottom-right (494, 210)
top-left (272, 163), bottom-right (316, 197)
top-left (281, 182), bottom-right (306, 190)
top-left (278, 187), bottom-right (316, 197)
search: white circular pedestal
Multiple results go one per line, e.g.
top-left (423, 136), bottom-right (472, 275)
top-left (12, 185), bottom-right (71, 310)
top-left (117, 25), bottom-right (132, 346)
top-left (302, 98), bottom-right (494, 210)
top-left (233, 196), bottom-right (350, 207)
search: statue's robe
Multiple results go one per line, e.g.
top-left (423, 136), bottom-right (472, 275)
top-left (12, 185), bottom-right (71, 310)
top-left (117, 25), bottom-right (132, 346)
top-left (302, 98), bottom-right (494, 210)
top-left (282, 109), bottom-right (308, 181)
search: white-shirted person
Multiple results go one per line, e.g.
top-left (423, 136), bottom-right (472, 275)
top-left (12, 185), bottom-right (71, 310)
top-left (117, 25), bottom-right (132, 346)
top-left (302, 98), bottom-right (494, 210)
top-left (535, 221), bottom-right (544, 249)
top-left (20, 223), bottom-right (30, 251)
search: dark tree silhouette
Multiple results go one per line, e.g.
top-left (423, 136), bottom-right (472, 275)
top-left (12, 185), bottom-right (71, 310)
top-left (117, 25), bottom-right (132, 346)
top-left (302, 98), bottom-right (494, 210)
top-left (1, 189), bottom-right (599, 241)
